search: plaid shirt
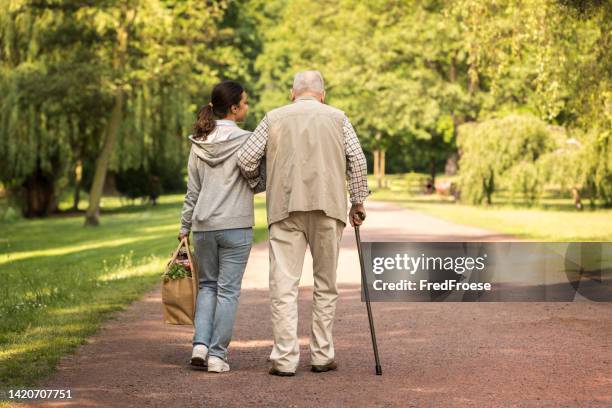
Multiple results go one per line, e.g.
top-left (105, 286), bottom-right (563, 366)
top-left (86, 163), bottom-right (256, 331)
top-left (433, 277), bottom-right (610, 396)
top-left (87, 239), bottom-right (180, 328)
top-left (237, 115), bottom-right (370, 204)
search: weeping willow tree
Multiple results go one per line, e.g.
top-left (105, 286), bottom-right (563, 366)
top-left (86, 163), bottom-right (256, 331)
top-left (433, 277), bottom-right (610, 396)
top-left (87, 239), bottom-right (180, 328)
top-left (0, 0), bottom-right (247, 221)
top-left (0, 0), bottom-right (110, 217)
top-left (83, 0), bottom-right (234, 225)
top-left (457, 115), bottom-right (555, 205)
top-left (109, 0), bottom-right (247, 202)
top-left (449, 0), bottom-right (611, 206)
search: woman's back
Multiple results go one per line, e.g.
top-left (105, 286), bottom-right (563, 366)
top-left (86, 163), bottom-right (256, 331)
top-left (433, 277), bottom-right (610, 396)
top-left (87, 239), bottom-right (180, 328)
top-left (183, 120), bottom-right (254, 232)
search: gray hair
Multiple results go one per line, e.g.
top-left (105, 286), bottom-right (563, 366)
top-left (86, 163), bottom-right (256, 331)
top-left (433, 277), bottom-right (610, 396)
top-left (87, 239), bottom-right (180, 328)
top-left (292, 70), bottom-right (325, 95)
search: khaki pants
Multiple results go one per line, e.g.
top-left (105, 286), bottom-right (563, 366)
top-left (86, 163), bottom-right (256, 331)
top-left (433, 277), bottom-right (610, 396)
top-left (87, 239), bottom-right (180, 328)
top-left (268, 210), bottom-right (344, 372)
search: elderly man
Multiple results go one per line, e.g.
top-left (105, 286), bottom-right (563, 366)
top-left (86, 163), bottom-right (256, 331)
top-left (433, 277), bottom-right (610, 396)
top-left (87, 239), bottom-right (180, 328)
top-left (237, 70), bottom-right (369, 376)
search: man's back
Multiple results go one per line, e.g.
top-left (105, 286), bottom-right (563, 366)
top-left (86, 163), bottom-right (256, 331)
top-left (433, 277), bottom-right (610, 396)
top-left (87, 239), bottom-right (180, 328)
top-left (265, 96), bottom-right (348, 225)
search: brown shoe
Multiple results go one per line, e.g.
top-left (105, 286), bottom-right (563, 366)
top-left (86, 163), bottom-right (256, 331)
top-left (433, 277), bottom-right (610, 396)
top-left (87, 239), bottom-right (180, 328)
top-left (269, 367), bottom-right (295, 377)
top-left (311, 361), bottom-right (338, 373)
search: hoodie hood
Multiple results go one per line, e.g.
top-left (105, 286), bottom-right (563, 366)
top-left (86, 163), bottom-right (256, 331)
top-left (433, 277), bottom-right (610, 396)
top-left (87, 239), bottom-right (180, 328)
top-left (188, 120), bottom-right (251, 166)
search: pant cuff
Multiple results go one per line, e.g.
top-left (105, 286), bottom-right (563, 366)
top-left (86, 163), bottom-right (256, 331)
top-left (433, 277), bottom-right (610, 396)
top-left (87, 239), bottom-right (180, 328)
top-left (271, 362), bottom-right (297, 373)
top-left (311, 358), bottom-right (334, 366)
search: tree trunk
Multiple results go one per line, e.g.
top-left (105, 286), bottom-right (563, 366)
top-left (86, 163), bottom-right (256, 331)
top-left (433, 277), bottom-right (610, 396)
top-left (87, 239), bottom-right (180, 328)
top-left (72, 160), bottom-right (82, 211)
top-left (85, 92), bottom-right (125, 226)
top-left (84, 6), bottom-right (133, 226)
top-left (468, 62), bottom-right (479, 94)
top-left (22, 167), bottom-right (55, 218)
top-left (72, 181), bottom-right (81, 211)
top-left (572, 187), bottom-right (583, 210)
top-left (484, 173), bottom-right (494, 205)
top-left (373, 149), bottom-right (379, 179)
top-left (380, 149), bottom-right (386, 188)
top-left (429, 158), bottom-right (436, 187)
top-left (449, 55), bottom-right (457, 83)
top-left (375, 132), bottom-right (383, 189)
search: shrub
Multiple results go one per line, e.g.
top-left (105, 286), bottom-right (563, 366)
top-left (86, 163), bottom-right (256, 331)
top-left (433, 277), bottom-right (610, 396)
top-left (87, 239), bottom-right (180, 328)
top-left (457, 114), bottom-right (554, 205)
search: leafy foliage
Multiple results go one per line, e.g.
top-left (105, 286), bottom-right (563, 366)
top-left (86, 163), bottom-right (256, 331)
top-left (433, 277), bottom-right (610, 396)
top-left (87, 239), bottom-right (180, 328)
top-left (0, 0), bottom-right (251, 217)
top-left (457, 115), bottom-right (554, 205)
top-left (0, 0), bottom-right (610, 215)
top-left (162, 262), bottom-right (192, 281)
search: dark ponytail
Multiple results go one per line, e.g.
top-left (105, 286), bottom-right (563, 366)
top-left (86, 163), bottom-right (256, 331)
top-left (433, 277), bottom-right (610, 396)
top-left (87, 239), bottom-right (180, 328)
top-left (193, 104), bottom-right (215, 139)
top-left (193, 80), bottom-right (245, 140)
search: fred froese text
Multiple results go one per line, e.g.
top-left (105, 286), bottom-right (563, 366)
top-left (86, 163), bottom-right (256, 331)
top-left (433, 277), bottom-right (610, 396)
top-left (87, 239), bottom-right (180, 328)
top-left (373, 279), bottom-right (492, 291)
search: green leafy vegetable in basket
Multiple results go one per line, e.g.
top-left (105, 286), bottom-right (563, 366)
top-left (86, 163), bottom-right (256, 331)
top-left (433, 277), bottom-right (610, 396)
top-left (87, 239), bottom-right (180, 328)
top-left (163, 262), bottom-right (192, 281)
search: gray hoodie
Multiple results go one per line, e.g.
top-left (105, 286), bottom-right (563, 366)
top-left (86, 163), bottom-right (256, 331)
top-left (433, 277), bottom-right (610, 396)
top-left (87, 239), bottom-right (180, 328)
top-left (179, 120), bottom-right (263, 234)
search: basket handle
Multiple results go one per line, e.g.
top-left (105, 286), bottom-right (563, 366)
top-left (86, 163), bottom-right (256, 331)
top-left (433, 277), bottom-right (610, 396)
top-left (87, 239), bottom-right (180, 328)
top-left (173, 237), bottom-right (199, 315)
top-left (166, 237), bottom-right (188, 268)
top-left (183, 238), bottom-right (199, 314)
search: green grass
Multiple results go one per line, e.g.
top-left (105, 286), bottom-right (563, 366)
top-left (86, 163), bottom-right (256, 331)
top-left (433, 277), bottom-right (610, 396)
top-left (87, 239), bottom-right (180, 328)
top-left (368, 174), bottom-right (612, 241)
top-left (0, 194), bottom-right (268, 390)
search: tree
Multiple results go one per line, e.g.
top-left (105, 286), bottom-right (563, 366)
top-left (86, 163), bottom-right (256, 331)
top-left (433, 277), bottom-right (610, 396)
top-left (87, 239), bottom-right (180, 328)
top-left (85, 0), bottom-right (250, 225)
top-left (254, 0), bottom-right (475, 185)
top-left (450, 0), bottom-right (611, 205)
top-left (457, 114), bottom-right (554, 205)
top-left (0, 0), bottom-right (243, 221)
top-left (84, 1), bottom-right (135, 225)
top-left (0, 0), bottom-right (111, 217)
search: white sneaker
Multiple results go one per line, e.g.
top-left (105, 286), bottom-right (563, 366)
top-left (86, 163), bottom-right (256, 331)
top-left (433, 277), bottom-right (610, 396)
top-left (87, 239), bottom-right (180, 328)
top-left (190, 345), bottom-right (208, 367)
top-left (207, 356), bottom-right (230, 373)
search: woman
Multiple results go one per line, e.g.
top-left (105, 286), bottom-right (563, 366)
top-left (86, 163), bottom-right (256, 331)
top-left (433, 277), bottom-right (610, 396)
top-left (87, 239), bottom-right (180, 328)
top-left (178, 80), bottom-right (261, 373)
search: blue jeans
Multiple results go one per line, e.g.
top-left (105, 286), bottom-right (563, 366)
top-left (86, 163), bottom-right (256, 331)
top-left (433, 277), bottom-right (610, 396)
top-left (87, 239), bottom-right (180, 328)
top-left (192, 228), bottom-right (253, 360)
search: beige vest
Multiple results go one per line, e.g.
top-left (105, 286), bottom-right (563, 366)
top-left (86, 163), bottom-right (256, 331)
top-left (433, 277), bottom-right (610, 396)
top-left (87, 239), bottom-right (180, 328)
top-left (265, 96), bottom-right (347, 226)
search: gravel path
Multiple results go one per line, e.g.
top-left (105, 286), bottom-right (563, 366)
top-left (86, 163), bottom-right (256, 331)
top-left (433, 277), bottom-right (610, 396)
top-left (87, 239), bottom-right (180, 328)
top-left (22, 201), bottom-right (612, 407)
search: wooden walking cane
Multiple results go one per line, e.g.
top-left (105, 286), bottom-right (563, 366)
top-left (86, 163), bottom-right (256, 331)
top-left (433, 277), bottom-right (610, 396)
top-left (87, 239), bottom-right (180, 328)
top-left (355, 212), bottom-right (382, 375)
